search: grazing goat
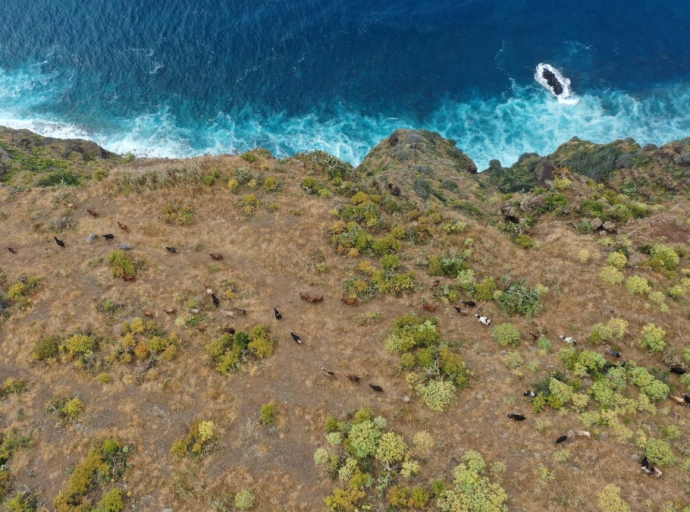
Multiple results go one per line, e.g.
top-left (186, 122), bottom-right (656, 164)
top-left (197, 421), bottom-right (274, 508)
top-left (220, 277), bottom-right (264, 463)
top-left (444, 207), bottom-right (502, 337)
top-left (211, 294), bottom-right (219, 307)
top-left (684, 393), bottom-right (690, 405)
top-left (555, 435), bottom-right (568, 444)
top-left (117, 221), bottom-right (129, 233)
top-left (103, 234), bottom-right (115, 241)
top-left (290, 332), bottom-right (303, 344)
top-left (321, 367), bottom-right (336, 379)
top-left (189, 308), bottom-right (201, 314)
top-left (669, 365), bottom-right (686, 375)
top-left (430, 279), bottom-right (441, 288)
top-left (235, 308), bottom-right (246, 316)
top-left (196, 326), bottom-right (206, 333)
top-left (117, 243), bottom-right (133, 250)
top-left (397, 393), bottom-right (411, 403)
top-left (205, 287), bottom-right (213, 295)
top-left (309, 295), bottom-right (324, 303)
top-left (559, 335), bottom-right (577, 345)
top-left (209, 253), bottom-right (223, 260)
top-left (369, 384), bottom-right (384, 392)
top-left (300, 292), bottom-right (310, 301)
top-left (223, 327), bottom-right (236, 335)
top-left (65, 203), bottom-right (77, 209)
top-left (6, 247), bottom-right (16, 254)
top-left (423, 303), bottom-right (437, 312)
top-left (54, 236), bottom-right (65, 248)
top-left (345, 374), bottom-right (361, 383)
top-left (86, 234), bottom-right (98, 243)
top-left (143, 310), bottom-right (154, 318)
top-left (475, 314), bottom-right (491, 326)
top-left (164, 308), bottom-right (177, 315)
top-left (87, 209), bottom-right (99, 218)
top-left (165, 246), bottom-right (177, 253)
top-left (669, 395), bottom-right (686, 405)
top-left (386, 183), bottom-right (401, 196)
top-left (576, 430), bottom-right (591, 438)
top-left (605, 347), bottom-right (622, 358)
top-left (220, 309), bottom-right (235, 317)
top-left (341, 297), bottom-right (359, 306)
top-left (453, 306), bottom-right (469, 315)
top-left (529, 332), bottom-right (539, 340)
top-left (460, 300), bottom-right (476, 307)
top-left (507, 414), bottom-right (526, 421)
top-left (523, 390), bottom-right (538, 398)
top-left (641, 457), bottom-right (663, 478)
top-left (122, 275), bottom-right (136, 282)
top-left (273, 307), bottom-right (282, 320)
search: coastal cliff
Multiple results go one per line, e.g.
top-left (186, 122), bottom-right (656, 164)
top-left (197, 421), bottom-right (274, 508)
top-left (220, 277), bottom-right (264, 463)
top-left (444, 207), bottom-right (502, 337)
top-left (1, 126), bottom-right (690, 511)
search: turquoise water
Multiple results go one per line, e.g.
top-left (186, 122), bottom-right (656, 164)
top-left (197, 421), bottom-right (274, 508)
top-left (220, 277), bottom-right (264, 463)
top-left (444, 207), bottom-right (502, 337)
top-left (1, 0), bottom-right (690, 168)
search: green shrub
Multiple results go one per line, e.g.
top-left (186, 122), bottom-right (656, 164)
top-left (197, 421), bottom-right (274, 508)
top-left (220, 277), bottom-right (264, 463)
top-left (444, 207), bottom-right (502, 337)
top-left (639, 323), bottom-right (666, 352)
top-left (607, 252), bottom-right (627, 269)
top-left (415, 379), bottom-right (457, 412)
top-left (650, 245), bottom-right (680, 270)
top-left (427, 251), bottom-right (468, 277)
top-left (588, 318), bottom-right (628, 345)
top-left (537, 337), bottom-right (552, 353)
top-left (554, 177), bottom-right (572, 191)
top-left (600, 266), bottom-right (624, 285)
top-left (7, 491), bottom-right (37, 512)
top-left (261, 403), bottom-right (275, 426)
top-left (645, 439), bottom-right (675, 466)
top-left (457, 269), bottom-right (476, 290)
top-left (108, 251), bottom-right (137, 278)
top-left (597, 484), bottom-right (630, 512)
top-left (348, 420), bottom-right (382, 458)
top-left (235, 489), bottom-right (255, 510)
top-left (240, 152), bottom-right (257, 163)
top-left (474, 277), bottom-right (497, 301)
top-left (492, 323), bottom-right (521, 347)
top-left (32, 337), bottom-right (59, 361)
top-left (628, 366), bottom-right (670, 401)
top-left (413, 432), bottom-right (434, 455)
top-left (94, 488), bottom-right (124, 512)
top-left (495, 281), bottom-right (542, 317)
top-left (375, 432), bottom-right (407, 464)
top-left (37, 170), bottom-right (80, 187)
top-left (64, 335), bottom-right (96, 356)
top-left (515, 234), bottom-right (535, 248)
top-left (161, 203), bottom-right (194, 225)
top-left (626, 276), bottom-right (650, 295)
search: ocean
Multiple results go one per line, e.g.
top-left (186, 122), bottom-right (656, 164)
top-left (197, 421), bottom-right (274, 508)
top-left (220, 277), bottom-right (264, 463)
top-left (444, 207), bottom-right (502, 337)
top-left (1, 0), bottom-right (690, 169)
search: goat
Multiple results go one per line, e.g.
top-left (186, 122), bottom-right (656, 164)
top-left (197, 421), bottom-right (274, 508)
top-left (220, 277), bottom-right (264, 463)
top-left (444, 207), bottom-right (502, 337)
top-left (684, 393), bottom-right (690, 405)
top-left (555, 435), bottom-right (568, 444)
top-left (117, 221), bottom-right (129, 233)
top-left (65, 203), bottom-right (77, 209)
top-left (453, 306), bottom-right (469, 315)
top-left (669, 365), bottom-right (686, 375)
top-left (189, 308), bottom-right (201, 314)
top-left (211, 294), bottom-right (219, 307)
top-left (669, 395), bottom-right (686, 405)
top-left (273, 307), bottom-right (282, 320)
top-left (87, 209), bottom-right (99, 218)
top-left (54, 236), bottom-right (65, 248)
top-left (235, 308), bottom-right (246, 316)
top-left (386, 182), bottom-right (401, 196)
top-left (86, 234), bottom-right (98, 243)
top-left (309, 295), bottom-right (324, 303)
top-left (397, 393), bottom-right (411, 403)
top-left (196, 326), bottom-right (206, 333)
top-left (475, 314), bottom-right (491, 326)
top-left (345, 374), bottom-right (361, 383)
top-left (605, 347), bottom-right (622, 358)
top-left (507, 414), bottom-right (526, 421)
top-left (423, 303), bottom-right (437, 312)
top-left (641, 457), bottom-right (663, 478)
top-left (460, 300), bottom-right (476, 307)
top-left (117, 243), bottom-right (133, 250)
top-left (122, 275), bottom-right (136, 282)
top-left (430, 279), bottom-right (441, 288)
top-left (103, 234), bottom-right (115, 241)
top-left (6, 247), bottom-right (16, 254)
top-left (529, 332), bottom-right (540, 340)
top-left (321, 367), bottom-right (336, 379)
top-left (143, 310), bottom-right (154, 318)
top-left (559, 335), bottom-right (577, 345)
top-left (290, 332), bottom-right (303, 344)
top-left (523, 390), bottom-right (538, 398)
top-left (300, 292), bottom-right (311, 301)
top-left (164, 246), bottom-right (178, 253)
top-left (341, 297), bottom-right (359, 306)
top-left (164, 308), bottom-right (177, 315)
top-left (576, 430), bottom-right (591, 438)
top-left (369, 384), bottom-right (384, 392)
top-left (220, 309), bottom-right (235, 317)
top-left (209, 253), bottom-right (223, 260)
top-left (223, 327), bottom-right (236, 335)
top-left (205, 286), bottom-right (213, 295)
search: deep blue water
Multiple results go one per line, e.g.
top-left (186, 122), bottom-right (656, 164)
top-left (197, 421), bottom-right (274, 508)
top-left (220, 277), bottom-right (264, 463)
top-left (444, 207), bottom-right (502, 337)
top-left (1, 0), bottom-right (690, 168)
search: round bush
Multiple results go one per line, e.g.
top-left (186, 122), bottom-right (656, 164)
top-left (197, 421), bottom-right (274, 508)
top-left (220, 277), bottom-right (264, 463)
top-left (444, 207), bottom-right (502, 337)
top-left (607, 252), bottom-right (627, 269)
top-left (492, 323), bottom-right (521, 346)
top-left (599, 266), bottom-right (624, 285)
top-left (235, 489), bottom-right (255, 510)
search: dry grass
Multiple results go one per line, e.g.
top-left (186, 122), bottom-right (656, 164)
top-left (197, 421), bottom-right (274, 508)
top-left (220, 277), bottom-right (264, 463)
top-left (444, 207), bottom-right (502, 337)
top-left (0, 144), bottom-right (689, 511)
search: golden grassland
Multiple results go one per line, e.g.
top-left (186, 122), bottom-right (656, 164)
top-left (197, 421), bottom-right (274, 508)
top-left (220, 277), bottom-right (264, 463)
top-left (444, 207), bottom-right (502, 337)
top-left (0, 129), bottom-right (690, 511)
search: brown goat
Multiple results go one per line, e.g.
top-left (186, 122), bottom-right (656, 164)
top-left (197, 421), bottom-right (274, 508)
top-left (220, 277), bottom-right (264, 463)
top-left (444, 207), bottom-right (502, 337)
top-left (423, 303), bottom-right (437, 312)
top-left (142, 310), bottom-right (154, 318)
top-left (345, 374), bottom-right (361, 383)
top-left (87, 209), bottom-right (99, 218)
top-left (341, 297), bottom-right (359, 306)
top-left (210, 253), bottom-right (224, 260)
top-left (117, 221), bottom-right (129, 233)
top-left (122, 275), bottom-right (136, 282)
top-left (309, 295), bottom-right (324, 303)
top-left (300, 292), bottom-right (311, 301)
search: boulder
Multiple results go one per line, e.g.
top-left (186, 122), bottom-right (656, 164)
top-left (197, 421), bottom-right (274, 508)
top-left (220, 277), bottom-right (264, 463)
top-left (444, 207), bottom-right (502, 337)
top-left (520, 195), bottom-right (545, 215)
top-left (602, 221), bottom-right (617, 233)
top-left (500, 204), bottom-right (520, 223)
top-left (590, 217), bottom-right (603, 229)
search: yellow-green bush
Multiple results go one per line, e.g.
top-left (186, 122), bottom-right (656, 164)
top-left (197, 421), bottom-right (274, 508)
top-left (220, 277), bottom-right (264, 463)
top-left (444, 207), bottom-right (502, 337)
top-left (108, 251), bottom-right (137, 278)
top-left (554, 177), bottom-right (573, 191)
top-left (597, 484), bottom-right (629, 512)
top-left (492, 323), bottom-right (521, 346)
top-left (645, 439), bottom-right (675, 466)
top-left (626, 275), bottom-right (651, 294)
top-left (161, 202), bottom-right (194, 225)
top-left (474, 277), bottom-right (497, 301)
top-left (235, 489), bottom-right (255, 510)
top-left (64, 334), bottom-right (96, 356)
top-left (649, 244), bottom-right (680, 271)
top-left (607, 252), bottom-right (627, 269)
top-left (588, 318), bottom-right (628, 344)
top-left (600, 266), bottom-right (624, 285)
top-left (639, 323), bottom-right (666, 352)
top-left (171, 419), bottom-right (216, 458)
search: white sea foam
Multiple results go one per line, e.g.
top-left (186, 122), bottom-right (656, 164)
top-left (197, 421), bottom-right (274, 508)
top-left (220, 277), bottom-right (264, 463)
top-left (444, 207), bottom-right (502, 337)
top-left (2, 64), bottom-right (690, 170)
top-left (535, 63), bottom-right (579, 105)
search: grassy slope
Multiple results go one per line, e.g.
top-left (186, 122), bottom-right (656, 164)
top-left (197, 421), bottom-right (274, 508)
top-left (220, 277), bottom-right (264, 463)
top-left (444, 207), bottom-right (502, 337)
top-left (0, 127), bottom-right (690, 510)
